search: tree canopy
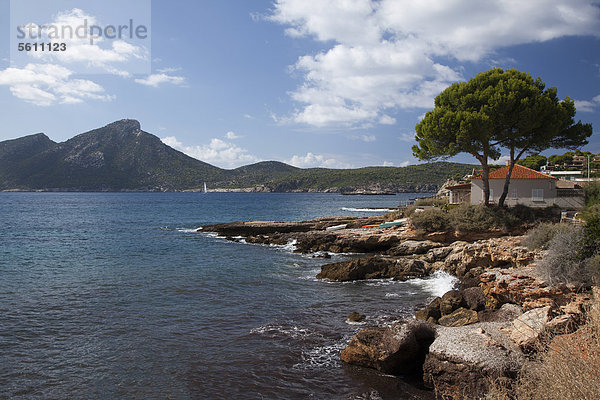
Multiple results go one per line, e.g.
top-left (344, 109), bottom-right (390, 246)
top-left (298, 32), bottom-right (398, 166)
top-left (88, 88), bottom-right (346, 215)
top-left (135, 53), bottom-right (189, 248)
top-left (413, 68), bottom-right (592, 206)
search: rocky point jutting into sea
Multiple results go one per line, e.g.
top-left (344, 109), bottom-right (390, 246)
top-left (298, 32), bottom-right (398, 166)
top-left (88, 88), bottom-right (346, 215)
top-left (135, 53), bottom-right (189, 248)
top-left (199, 213), bottom-right (595, 399)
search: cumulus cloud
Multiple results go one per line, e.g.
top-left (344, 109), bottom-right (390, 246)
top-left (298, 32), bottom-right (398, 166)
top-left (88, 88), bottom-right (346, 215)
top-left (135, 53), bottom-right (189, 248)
top-left (269, 0), bottom-right (600, 127)
top-left (25, 9), bottom-right (148, 75)
top-left (286, 152), bottom-right (353, 168)
top-left (161, 136), bottom-right (259, 169)
top-left (0, 63), bottom-right (113, 106)
top-left (225, 131), bottom-right (240, 139)
top-left (1, 8), bottom-right (185, 105)
top-left (575, 94), bottom-right (600, 112)
top-left (134, 73), bottom-right (185, 87)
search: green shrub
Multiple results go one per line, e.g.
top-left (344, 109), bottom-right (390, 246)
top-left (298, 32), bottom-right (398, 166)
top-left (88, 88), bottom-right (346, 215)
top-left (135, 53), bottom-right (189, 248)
top-left (410, 208), bottom-right (450, 232)
top-left (448, 205), bottom-right (500, 232)
top-left (523, 222), bottom-right (577, 250)
top-left (580, 211), bottom-right (600, 259)
top-left (583, 181), bottom-right (600, 207)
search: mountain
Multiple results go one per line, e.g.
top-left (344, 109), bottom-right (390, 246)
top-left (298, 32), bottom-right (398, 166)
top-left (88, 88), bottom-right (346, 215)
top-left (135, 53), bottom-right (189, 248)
top-left (0, 120), bottom-right (225, 191)
top-left (0, 119), bottom-right (475, 192)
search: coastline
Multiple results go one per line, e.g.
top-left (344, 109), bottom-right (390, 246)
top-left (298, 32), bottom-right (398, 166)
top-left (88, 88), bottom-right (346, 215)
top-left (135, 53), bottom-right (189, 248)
top-left (199, 214), bottom-right (594, 398)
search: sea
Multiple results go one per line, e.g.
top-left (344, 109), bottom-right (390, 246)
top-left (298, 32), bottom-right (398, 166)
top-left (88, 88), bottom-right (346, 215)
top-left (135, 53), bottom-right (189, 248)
top-left (0, 192), bottom-right (457, 400)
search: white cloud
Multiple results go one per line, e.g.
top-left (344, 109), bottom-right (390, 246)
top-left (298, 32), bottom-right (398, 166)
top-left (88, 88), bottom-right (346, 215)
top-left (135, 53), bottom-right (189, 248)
top-left (0, 63), bottom-right (113, 106)
top-left (398, 160), bottom-right (410, 167)
top-left (161, 136), bottom-right (259, 169)
top-left (270, 0), bottom-right (600, 127)
top-left (26, 9), bottom-right (148, 75)
top-left (352, 134), bottom-right (376, 142)
top-left (382, 161), bottom-right (394, 166)
top-left (134, 73), bottom-right (185, 87)
top-left (225, 131), bottom-right (240, 139)
top-left (286, 152), bottom-right (353, 168)
top-left (399, 132), bottom-right (415, 142)
top-left (1, 8), bottom-right (185, 106)
top-left (575, 94), bottom-right (600, 112)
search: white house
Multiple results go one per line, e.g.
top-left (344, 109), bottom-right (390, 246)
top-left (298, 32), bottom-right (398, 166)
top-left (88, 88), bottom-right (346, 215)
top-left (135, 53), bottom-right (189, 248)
top-left (469, 164), bottom-right (584, 209)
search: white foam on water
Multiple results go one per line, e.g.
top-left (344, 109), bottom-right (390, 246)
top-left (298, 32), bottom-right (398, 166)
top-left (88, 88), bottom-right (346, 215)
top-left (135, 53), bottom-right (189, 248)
top-left (406, 270), bottom-right (459, 297)
top-left (341, 207), bottom-right (392, 212)
top-left (345, 319), bottom-right (366, 326)
top-left (176, 228), bottom-right (198, 233)
top-left (385, 293), bottom-right (401, 298)
top-left (295, 340), bottom-right (347, 369)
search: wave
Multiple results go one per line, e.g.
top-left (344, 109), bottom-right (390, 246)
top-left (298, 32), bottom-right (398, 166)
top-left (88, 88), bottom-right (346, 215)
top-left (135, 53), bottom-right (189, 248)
top-left (406, 270), bottom-right (459, 297)
top-left (175, 228), bottom-right (199, 233)
top-left (341, 207), bottom-right (392, 212)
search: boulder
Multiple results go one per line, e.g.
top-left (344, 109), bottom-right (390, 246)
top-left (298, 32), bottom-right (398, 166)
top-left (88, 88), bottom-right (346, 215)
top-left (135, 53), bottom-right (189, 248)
top-left (341, 319), bottom-right (436, 375)
top-left (440, 290), bottom-right (465, 315)
top-left (316, 256), bottom-right (427, 282)
top-left (462, 286), bottom-right (487, 311)
top-left (478, 303), bottom-right (523, 323)
top-left (415, 297), bottom-right (442, 323)
top-left (438, 307), bottom-right (479, 327)
top-left (509, 306), bottom-right (552, 350)
top-left (423, 322), bottom-right (525, 399)
top-left (347, 312), bottom-right (366, 323)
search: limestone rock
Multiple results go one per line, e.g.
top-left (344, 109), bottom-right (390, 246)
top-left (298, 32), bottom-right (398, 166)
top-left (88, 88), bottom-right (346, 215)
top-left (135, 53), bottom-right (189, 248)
top-left (341, 319), bottom-right (436, 375)
top-left (423, 322), bottom-right (525, 399)
top-left (438, 307), bottom-right (479, 327)
top-left (387, 240), bottom-right (441, 256)
top-left (480, 267), bottom-right (576, 310)
top-left (509, 306), bottom-right (552, 349)
top-left (316, 256), bottom-right (426, 282)
top-left (440, 290), bottom-right (465, 315)
top-left (415, 297), bottom-right (442, 323)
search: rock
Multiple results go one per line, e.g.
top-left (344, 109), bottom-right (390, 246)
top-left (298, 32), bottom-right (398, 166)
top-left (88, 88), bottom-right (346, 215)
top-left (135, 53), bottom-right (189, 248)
top-left (480, 267), bottom-right (577, 310)
top-left (387, 240), bottom-right (441, 256)
top-left (424, 246), bottom-right (454, 262)
top-left (415, 297), bottom-right (442, 323)
top-left (478, 303), bottom-right (523, 323)
top-left (462, 286), bottom-right (486, 311)
top-left (341, 319), bottom-right (436, 375)
top-left (509, 306), bottom-right (552, 349)
top-left (347, 312), bottom-right (365, 322)
top-left (423, 322), bottom-right (525, 399)
top-left (438, 307), bottom-right (479, 327)
top-left (440, 290), bottom-right (465, 316)
top-left (316, 256), bottom-right (427, 282)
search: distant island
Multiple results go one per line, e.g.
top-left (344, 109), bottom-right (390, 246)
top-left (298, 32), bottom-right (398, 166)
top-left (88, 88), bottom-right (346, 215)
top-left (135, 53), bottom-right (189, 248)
top-left (0, 119), bottom-right (474, 193)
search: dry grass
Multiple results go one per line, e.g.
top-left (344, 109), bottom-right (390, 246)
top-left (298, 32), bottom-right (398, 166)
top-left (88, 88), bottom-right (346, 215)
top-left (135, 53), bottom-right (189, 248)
top-left (484, 291), bottom-right (600, 400)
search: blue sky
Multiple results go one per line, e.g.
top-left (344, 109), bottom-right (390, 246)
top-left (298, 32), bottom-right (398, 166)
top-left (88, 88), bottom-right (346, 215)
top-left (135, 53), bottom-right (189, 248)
top-left (0, 0), bottom-right (599, 169)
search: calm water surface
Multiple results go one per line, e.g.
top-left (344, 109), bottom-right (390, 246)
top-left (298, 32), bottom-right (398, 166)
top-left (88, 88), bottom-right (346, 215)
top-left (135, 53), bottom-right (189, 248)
top-left (0, 193), bottom-right (446, 399)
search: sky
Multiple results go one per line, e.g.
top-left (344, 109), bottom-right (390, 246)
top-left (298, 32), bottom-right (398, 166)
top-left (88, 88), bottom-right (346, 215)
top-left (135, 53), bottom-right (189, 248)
top-left (0, 0), bottom-right (599, 169)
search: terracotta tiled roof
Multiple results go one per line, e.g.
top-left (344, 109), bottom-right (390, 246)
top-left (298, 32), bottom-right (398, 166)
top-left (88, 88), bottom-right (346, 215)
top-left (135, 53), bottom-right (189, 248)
top-left (473, 164), bottom-right (558, 180)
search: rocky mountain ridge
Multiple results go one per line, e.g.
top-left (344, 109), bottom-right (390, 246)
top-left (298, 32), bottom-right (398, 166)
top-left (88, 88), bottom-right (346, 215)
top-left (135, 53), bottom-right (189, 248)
top-left (0, 119), bottom-right (474, 192)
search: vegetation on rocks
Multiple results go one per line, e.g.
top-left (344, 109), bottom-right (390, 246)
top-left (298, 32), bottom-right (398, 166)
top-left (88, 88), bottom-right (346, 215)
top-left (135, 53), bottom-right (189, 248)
top-left (410, 204), bottom-right (557, 233)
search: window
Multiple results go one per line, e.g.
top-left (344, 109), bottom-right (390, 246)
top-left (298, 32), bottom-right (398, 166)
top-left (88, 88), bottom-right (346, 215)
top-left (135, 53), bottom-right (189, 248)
top-left (511, 189), bottom-right (518, 199)
top-left (532, 188), bottom-right (544, 202)
top-left (483, 188), bottom-right (494, 201)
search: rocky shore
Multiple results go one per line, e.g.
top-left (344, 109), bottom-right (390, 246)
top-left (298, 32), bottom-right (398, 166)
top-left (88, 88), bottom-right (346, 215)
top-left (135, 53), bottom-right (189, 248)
top-left (199, 215), bottom-right (594, 399)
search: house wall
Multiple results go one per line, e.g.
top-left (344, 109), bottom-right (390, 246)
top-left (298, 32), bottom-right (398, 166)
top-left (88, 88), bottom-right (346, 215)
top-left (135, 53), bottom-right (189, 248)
top-left (471, 179), bottom-right (557, 207)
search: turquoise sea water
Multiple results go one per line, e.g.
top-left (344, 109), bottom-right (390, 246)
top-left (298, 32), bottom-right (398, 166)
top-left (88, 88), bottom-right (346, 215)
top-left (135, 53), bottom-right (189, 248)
top-left (0, 193), bottom-right (444, 399)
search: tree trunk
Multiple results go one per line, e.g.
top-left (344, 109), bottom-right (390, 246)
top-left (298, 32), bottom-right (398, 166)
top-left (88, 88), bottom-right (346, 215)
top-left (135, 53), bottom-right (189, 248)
top-left (476, 152), bottom-right (491, 206)
top-left (498, 147), bottom-right (515, 207)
